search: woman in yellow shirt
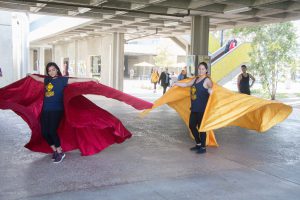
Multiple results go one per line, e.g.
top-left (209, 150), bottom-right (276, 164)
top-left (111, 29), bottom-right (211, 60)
top-left (151, 68), bottom-right (160, 93)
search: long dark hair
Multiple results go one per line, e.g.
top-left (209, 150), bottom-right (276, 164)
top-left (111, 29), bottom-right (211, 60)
top-left (45, 62), bottom-right (62, 76)
top-left (198, 62), bottom-right (208, 74)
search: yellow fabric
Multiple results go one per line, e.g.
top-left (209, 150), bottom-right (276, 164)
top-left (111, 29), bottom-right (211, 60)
top-left (151, 72), bottom-right (159, 83)
top-left (201, 82), bottom-right (292, 132)
top-left (142, 77), bottom-right (292, 147)
top-left (142, 77), bottom-right (218, 147)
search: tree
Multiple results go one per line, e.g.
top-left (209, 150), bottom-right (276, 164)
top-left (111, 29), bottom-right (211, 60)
top-left (233, 22), bottom-right (297, 100)
top-left (290, 59), bottom-right (300, 81)
top-left (153, 46), bottom-right (175, 69)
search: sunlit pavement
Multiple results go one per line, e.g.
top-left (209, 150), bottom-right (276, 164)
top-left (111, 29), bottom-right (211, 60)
top-left (0, 80), bottom-right (299, 200)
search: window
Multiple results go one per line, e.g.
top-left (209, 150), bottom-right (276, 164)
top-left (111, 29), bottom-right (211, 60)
top-left (90, 56), bottom-right (101, 77)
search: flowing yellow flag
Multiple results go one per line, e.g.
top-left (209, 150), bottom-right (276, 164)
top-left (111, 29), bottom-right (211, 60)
top-left (142, 77), bottom-right (292, 147)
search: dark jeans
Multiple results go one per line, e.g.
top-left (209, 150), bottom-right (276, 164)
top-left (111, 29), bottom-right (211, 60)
top-left (162, 85), bottom-right (168, 94)
top-left (189, 111), bottom-right (206, 147)
top-left (153, 82), bottom-right (157, 90)
top-left (41, 110), bottom-right (63, 148)
top-left (240, 89), bottom-right (251, 95)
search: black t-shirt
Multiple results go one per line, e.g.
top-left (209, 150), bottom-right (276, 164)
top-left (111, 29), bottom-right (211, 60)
top-left (190, 78), bottom-right (209, 112)
top-left (240, 73), bottom-right (250, 95)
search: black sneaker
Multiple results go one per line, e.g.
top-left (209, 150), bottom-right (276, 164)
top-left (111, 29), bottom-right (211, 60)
top-left (53, 152), bottom-right (65, 163)
top-left (52, 151), bottom-right (58, 160)
top-left (190, 145), bottom-right (201, 151)
top-left (196, 147), bottom-right (206, 154)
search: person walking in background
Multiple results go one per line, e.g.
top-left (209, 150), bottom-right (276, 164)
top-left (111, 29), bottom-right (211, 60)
top-left (170, 71), bottom-right (178, 86)
top-left (28, 62), bottom-right (98, 163)
top-left (233, 38), bottom-right (237, 47)
top-left (224, 39), bottom-right (231, 53)
top-left (237, 65), bottom-right (255, 95)
top-left (224, 39), bottom-right (237, 54)
top-left (129, 68), bottom-right (134, 79)
top-left (229, 39), bottom-right (236, 51)
top-left (150, 68), bottom-right (160, 93)
top-left (62, 61), bottom-right (69, 76)
top-left (173, 62), bottom-right (212, 154)
top-left (159, 67), bottom-right (171, 94)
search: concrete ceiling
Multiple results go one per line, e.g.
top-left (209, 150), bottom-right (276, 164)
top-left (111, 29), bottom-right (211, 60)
top-left (1, 0), bottom-right (300, 44)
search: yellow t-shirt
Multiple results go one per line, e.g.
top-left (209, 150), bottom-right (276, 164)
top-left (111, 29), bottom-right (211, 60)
top-left (151, 72), bottom-right (159, 83)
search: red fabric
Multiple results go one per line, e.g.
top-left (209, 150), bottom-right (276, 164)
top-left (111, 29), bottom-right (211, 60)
top-left (229, 41), bottom-right (236, 51)
top-left (0, 77), bottom-right (153, 156)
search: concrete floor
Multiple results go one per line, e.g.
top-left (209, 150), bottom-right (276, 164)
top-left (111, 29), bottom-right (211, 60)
top-left (0, 93), bottom-right (300, 200)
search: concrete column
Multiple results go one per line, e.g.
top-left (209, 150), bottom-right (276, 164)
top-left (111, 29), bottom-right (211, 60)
top-left (101, 33), bottom-right (124, 90)
top-left (186, 45), bottom-right (190, 56)
top-left (74, 40), bottom-right (78, 76)
top-left (112, 32), bottom-right (124, 91)
top-left (22, 14), bottom-right (30, 77)
top-left (44, 48), bottom-right (52, 67)
top-left (39, 47), bottom-right (45, 73)
top-left (11, 13), bottom-right (30, 79)
top-left (104, 33), bottom-right (125, 90)
top-left (111, 34), bottom-right (117, 88)
top-left (0, 11), bottom-right (13, 87)
top-left (190, 16), bottom-right (210, 75)
top-left (100, 35), bottom-right (112, 87)
top-left (52, 45), bottom-right (55, 63)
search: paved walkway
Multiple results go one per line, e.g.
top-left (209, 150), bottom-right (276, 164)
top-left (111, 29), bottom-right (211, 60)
top-left (0, 83), bottom-right (300, 200)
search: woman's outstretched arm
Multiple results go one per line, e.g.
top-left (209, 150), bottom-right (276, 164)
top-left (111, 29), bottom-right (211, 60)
top-left (173, 78), bottom-right (195, 88)
top-left (28, 74), bottom-right (44, 83)
top-left (68, 77), bottom-right (99, 84)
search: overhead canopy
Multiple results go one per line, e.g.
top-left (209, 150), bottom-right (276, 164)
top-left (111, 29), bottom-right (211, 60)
top-left (134, 61), bottom-right (155, 67)
top-left (1, 0), bottom-right (300, 44)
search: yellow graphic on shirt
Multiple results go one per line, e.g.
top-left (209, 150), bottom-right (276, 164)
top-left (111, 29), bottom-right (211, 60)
top-left (45, 82), bottom-right (54, 97)
top-left (191, 86), bottom-right (197, 100)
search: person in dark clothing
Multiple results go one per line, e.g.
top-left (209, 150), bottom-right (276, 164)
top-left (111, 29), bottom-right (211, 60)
top-left (237, 65), bottom-right (255, 95)
top-left (233, 39), bottom-right (237, 47)
top-left (159, 67), bottom-right (171, 94)
top-left (224, 39), bottom-right (231, 53)
top-left (28, 62), bottom-right (98, 163)
top-left (229, 40), bottom-right (236, 51)
top-left (173, 62), bottom-right (213, 154)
